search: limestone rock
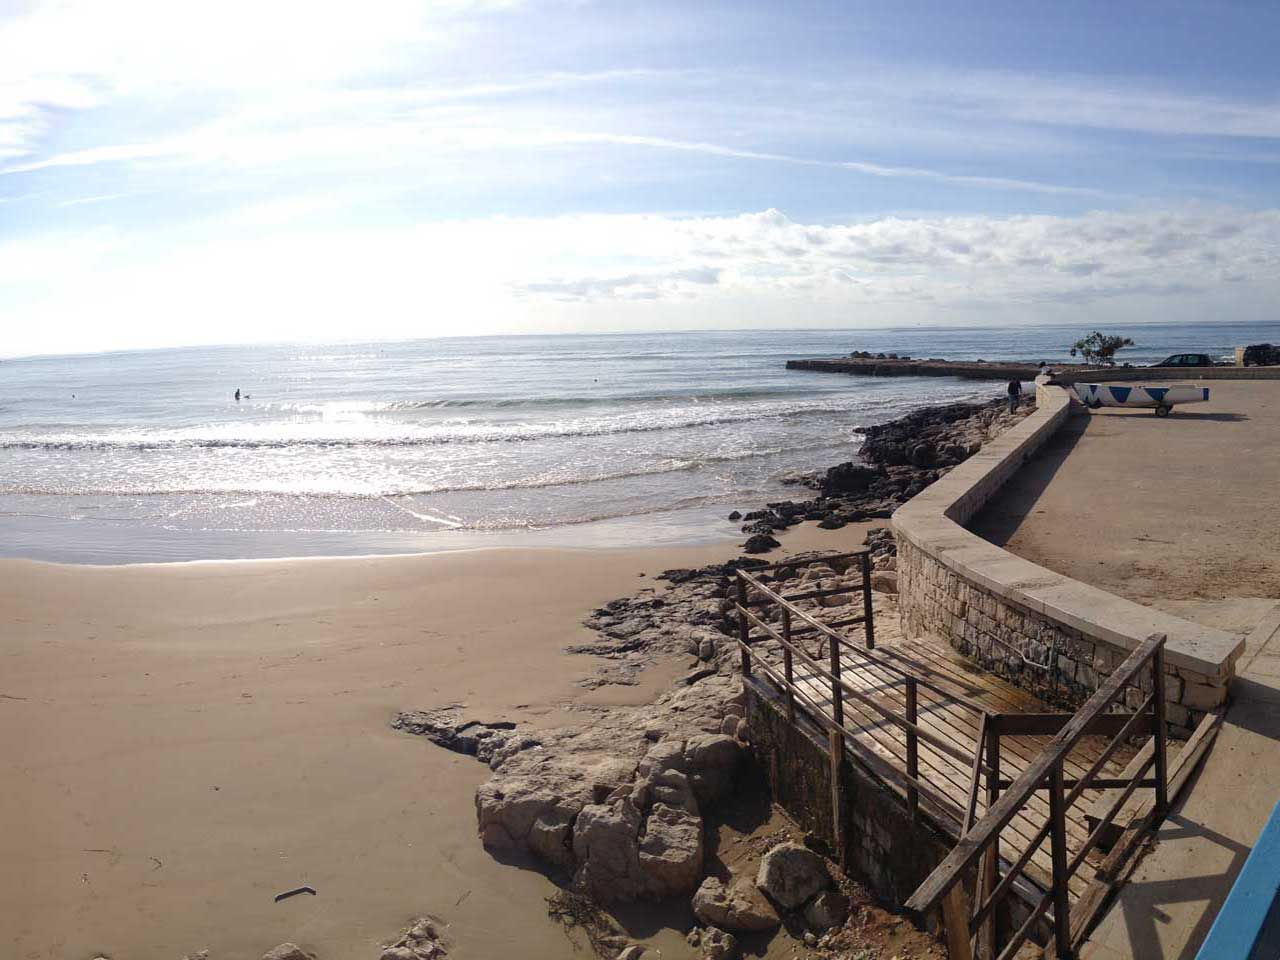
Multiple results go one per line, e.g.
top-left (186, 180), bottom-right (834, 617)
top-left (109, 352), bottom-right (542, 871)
top-left (692, 876), bottom-right (781, 932)
top-left (756, 842), bottom-right (831, 909)
top-left (638, 802), bottom-right (704, 896)
top-left (683, 734), bottom-right (743, 805)
top-left (572, 799), bottom-right (646, 900)
top-left (870, 571), bottom-right (898, 595)
top-left (379, 917), bottom-right (449, 960)
top-left (803, 889), bottom-right (849, 931)
top-left (262, 945), bottom-right (316, 960)
top-left (700, 927), bottom-right (740, 960)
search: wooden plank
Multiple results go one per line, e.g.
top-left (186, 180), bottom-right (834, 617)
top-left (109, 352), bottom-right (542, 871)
top-left (992, 713), bottom-right (1154, 739)
top-left (905, 634), bottom-right (1166, 916)
top-left (1049, 761), bottom-right (1071, 957)
top-left (963, 714), bottom-right (989, 833)
top-left (941, 884), bottom-right (974, 960)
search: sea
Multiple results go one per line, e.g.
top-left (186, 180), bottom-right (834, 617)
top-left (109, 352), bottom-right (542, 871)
top-left (3, 322), bottom-right (1278, 563)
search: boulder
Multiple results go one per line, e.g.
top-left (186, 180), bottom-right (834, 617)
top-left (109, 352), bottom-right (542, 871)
top-left (262, 945), bottom-right (315, 960)
top-left (822, 462), bottom-right (879, 495)
top-left (756, 842), bottom-right (831, 909)
top-left (870, 571), bottom-right (898, 595)
top-left (803, 889), bottom-right (849, 932)
top-left (700, 927), bottom-right (740, 960)
top-left (692, 876), bottom-right (781, 932)
top-left (741, 533), bottom-right (780, 554)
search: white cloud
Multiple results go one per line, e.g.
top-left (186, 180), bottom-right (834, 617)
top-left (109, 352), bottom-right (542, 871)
top-left (3, 205), bottom-right (1278, 357)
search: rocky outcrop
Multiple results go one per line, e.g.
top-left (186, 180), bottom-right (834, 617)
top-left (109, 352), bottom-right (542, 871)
top-left (733, 399), bottom-right (1031, 551)
top-left (396, 675), bottom-right (748, 903)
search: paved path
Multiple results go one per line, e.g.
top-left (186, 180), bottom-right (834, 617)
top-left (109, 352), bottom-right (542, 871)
top-left (971, 380), bottom-right (1280, 609)
top-left (1082, 602), bottom-right (1280, 960)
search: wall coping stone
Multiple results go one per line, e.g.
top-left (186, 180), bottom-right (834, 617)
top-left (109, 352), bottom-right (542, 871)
top-left (893, 384), bottom-right (1244, 679)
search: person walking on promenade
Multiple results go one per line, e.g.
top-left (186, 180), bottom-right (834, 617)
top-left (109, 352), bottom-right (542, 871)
top-left (1006, 377), bottom-right (1023, 413)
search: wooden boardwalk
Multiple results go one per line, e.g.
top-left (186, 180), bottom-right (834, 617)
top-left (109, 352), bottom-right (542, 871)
top-left (748, 616), bottom-right (1139, 907)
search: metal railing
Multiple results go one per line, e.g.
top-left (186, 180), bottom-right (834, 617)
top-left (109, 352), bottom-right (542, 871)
top-left (904, 633), bottom-right (1169, 960)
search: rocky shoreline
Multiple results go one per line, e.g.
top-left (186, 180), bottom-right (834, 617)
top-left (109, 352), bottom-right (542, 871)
top-left (736, 398), bottom-right (1032, 553)
top-left (389, 398), bottom-right (1032, 960)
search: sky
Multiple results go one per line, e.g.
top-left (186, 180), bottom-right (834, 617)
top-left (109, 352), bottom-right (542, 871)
top-left (2, 0), bottom-right (1279, 357)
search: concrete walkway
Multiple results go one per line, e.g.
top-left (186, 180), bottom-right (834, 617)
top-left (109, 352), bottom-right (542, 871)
top-left (1082, 602), bottom-right (1280, 960)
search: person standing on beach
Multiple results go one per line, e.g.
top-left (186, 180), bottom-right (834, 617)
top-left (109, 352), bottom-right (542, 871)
top-left (1006, 377), bottom-right (1023, 413)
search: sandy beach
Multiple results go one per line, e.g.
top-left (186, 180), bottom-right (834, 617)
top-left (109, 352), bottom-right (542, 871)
top-left (0, 523), bottom-right (859, 960)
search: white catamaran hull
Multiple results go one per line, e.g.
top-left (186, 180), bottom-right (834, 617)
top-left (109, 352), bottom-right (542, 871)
top-left (1072, 383), bottom-right (1210, 417)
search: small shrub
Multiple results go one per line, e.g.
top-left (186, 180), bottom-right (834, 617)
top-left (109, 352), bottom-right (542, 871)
top-left (1069, 331), bottom-right (1135, 366)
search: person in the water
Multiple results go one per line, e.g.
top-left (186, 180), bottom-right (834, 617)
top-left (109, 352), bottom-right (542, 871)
top-left (235, 389), bottom-right (241, 401)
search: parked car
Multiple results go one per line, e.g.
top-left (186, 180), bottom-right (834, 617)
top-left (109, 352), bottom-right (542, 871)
top-left (1151, 353), bottom-right (1219, 367)
top-left (1243, 343), bottom-right (1280, 366)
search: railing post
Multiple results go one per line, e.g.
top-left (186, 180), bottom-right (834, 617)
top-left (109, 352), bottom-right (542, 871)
top-left (1049, 759), bottom-right (1072, 959)
top-left (978, 723), bottom-right (1001, 960)
top-left (1153, 643), bottom-right (1169, 817)
top-left (737, 574), bottom-right (752, 678)
top-left (782, 607), bottom-right (795, 724)
top-left (905, 676), bottom-right (919, 819)
top-left (828, 627), bottom-right (844, 727)
top-left (860, 551), bottom-right (876, 650)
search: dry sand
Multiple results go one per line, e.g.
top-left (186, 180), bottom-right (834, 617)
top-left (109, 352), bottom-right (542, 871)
top-left (0, 522), bottom-right (862, 960)
top-left (972, 380), bottom-right (1280, 624)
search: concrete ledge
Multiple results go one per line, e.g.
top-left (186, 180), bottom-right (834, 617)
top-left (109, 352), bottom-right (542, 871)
top-left (893, 384), bottom-right (1244, 722)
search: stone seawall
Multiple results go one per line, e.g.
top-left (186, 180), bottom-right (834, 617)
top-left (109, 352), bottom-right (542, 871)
top-left (892, 382), bottom-right (1243, 736)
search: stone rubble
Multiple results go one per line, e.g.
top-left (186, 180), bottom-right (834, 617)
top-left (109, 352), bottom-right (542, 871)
top-left (377, 917), bottom-right (449, 960)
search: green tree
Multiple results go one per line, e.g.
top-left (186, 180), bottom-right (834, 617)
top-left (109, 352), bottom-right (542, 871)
top-left (1069, 331), bottom-right (1135, 366)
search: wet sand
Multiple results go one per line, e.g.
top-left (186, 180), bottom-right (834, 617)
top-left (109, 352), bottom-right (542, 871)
top-left (0, 523), bottom-right (860, 960)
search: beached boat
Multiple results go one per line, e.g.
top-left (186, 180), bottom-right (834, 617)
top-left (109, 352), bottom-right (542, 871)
top-left (1072, 382), bottom-right (1209, 417)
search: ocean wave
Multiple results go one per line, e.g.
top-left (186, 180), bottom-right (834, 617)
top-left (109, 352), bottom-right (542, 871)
top-left (269, 386), bottom-right (843, 413)
top-left (0, 435), bottom-right (855, 499)
top-left (0, 400), bottom-right (873, 450)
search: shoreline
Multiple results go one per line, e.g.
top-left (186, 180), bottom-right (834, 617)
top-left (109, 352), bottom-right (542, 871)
top-left (1, 394), bottom-right (1015, 959)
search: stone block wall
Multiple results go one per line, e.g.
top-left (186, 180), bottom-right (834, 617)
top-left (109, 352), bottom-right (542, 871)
top-left (896, 538), bottom-right (1226, 735)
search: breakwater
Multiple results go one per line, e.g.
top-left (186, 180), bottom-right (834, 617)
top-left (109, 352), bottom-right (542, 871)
top-left (788, 356), bottom-right (1280, 384)
top-left (787, 357), bottom-right (1072, 381)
